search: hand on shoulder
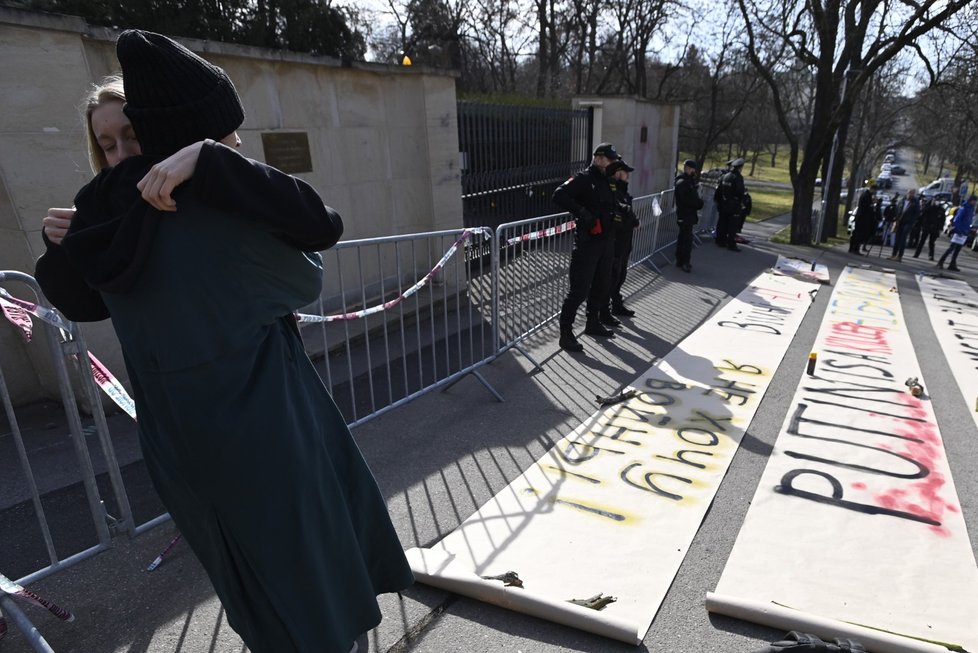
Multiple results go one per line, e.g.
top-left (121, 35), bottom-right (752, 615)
top-left (136, 141), bottom-right (206, 211)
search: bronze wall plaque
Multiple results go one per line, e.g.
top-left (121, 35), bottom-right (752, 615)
top-left (261, 132), bottom-right (313, 173)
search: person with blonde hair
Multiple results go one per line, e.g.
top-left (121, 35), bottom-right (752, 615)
top-left (42, 75), bottom-right (141, 245)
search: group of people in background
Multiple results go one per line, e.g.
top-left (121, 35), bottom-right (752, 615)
top-left (553, 147), bottom-right (752, 353)
top-left (849, 182), bottom-right (977, 272)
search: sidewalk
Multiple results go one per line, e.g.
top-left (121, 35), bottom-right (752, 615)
top-left (5, 214), bottom-right (978, 653)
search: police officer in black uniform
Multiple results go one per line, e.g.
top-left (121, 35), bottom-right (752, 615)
top-left (715, 157), bottom-right (747, 251)
top-left (605, 158), bottom-right (638, 319)
top-left (552, 142), bottom-right (620, 353)
top-left (674, 158), bottom-right (703, 272)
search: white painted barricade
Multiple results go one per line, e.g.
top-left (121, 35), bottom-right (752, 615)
top-left (407, 270), bottom-right (820, 644)
top-left (916, 273), bottom-right (978, 432)
top-left (710, 266), bottom-right (978, 653)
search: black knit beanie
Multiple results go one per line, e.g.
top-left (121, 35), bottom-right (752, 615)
top-left (116, 29), bottom-right (244, 158)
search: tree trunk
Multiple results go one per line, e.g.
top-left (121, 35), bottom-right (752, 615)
top-left (822, 108), bottom-right (853, 240)
top-left (535, 0), bottom-right (548, 97)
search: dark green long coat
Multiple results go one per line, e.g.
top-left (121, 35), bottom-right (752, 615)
top-left (36, 150), bottom-right (414, 653)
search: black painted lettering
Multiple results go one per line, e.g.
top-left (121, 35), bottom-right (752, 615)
top-left (676, 427), bottom-right (720, 447)
top-left (639, 378), bottom-right (687, 406)
top-left (820, 359), bottom-right (894, 380)
top-left (689, 410), bottom-right (732, 433)
top-left (704, 378), bottom-right (756, 406)
top-left (656, 449), bottom-right (714, 470)
top-left (821, 349), bottom-right (889, 365)
top-left (621, 462), bottom-right (691, 501)
top-left (717, 360), bottom-right (763, 375)
top-left (775, 469), bottom-right (940, 526)
top-left (717, 321), bottom-right (782, 335)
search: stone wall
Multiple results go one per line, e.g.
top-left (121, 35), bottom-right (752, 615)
top-left (572, 95), bottom-right (680, 196)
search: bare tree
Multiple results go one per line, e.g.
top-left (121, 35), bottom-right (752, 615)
top-left (737, 0), bottom-right (975, 244)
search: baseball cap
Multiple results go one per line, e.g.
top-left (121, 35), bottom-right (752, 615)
top-left (683, 159), bottom-right (698, 170)
top-left (607, 159), bottom-right (635, 174)
top-left (593, 143), bottom-right (621, 160)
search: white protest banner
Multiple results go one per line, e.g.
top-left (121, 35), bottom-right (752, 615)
top-left (917, 273), bottom-right (978, 431)
top-left (407, 270), bottom-right (820, 644)
top-left (710, 266), bottom-right (978, 653)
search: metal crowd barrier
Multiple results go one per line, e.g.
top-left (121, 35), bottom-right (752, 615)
top-left (491, 211), bottom-right (578, 369)
top-left (0, 271), bottom-right (137, 650)
top-left (297, 227), bottom-right (501, 427)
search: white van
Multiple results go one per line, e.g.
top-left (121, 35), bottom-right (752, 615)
top-left (919, 178), bottom-right (953, 201)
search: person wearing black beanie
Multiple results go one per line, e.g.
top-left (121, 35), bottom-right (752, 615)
top-left (116, 29), bottom-right (245, 158)
top-left (34, 29), bottom-right (413, 653)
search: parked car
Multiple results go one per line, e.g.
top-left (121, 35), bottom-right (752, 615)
top-left (881, 163), bottom-right (892, 173)
top-left (883, 154), bottom-right (895, 164)
top-left (890, 164), bottom-right (906, 175)
top-left (877, 172), bottom-right (893, 189)
top-left (921, 177), bottom-right (954, 201)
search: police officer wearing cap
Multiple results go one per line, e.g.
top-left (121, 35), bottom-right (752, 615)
top-left (674, 158), bottom-right (703, 272)
top-left (605, 158), bottom-right (638, 318)
top-left (715, 157), bottom-right (747, 251)
top-left (552, 142), bottom-right (620, 353)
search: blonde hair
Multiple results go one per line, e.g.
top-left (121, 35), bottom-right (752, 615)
top-left (80, 75), bottom-right (126, 174)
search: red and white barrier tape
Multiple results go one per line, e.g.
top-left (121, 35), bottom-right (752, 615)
top-left (0, 572), bottom-right (74, 624)
top-left (504, 219), bottom-right (576, 246)
top-left (146, 533), bottom-right (183, 572)
top-left (0, 290), bottom-right (136, 420)
top-left (297, 229), bottom-right (473, 324)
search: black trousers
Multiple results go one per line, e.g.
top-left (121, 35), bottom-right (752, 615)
top-left (559, 236), bottom-right (615, 330)
top-left (676, 220), bottom-right (694, 265)
top-left (913, 230), bottom-right (939, 258)
top-left (715, 210), bottom-right (739, 247)
top-left (608, 228), bottom-right (635, 308)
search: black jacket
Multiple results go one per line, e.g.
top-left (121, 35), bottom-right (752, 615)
top-left (552, 164), bottom-right (618, 240)
top-left (608, 178), bottom-right (638, 230)
top-left (35, 140), bottom-right (343, 322)
top-left (674, 172), bottom-right (703, 223)
top-left (716, 168), bottom-right (746, 215)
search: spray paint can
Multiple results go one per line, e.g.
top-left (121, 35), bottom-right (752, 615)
top-left (806, 352), bottom-right (817, 375)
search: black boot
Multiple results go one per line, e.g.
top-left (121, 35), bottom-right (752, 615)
top-left (599, 312), bottom-right (621, 327)
top-left (584, 314), bottom-right (615, 337)
top-left (611, 303), bottom-right (635, 317)
top-left (559, 329), bottom-right (584, 352)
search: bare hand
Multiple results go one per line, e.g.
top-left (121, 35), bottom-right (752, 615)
top-left (42, 207), bottom-right (75, 244)
top-left (136, 141), bottom-right (204, 211)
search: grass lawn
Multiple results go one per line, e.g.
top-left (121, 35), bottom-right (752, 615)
top-left (685, 148), bottom-right (796, 185)
top-left (746, 187), bottom-right (794, 222)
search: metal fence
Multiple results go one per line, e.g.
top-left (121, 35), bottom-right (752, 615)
top-left (0, 179), bottom-right (718, 647)
top-left (295, 227), bottom-right (500, 427)
top-left (0, 272), bottom-right (137, 651)
top-left (458, 102), bottom-right (592, 232)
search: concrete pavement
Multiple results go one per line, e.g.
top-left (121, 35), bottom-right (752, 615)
top-left (4, 213), bottom-right (978, 653)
